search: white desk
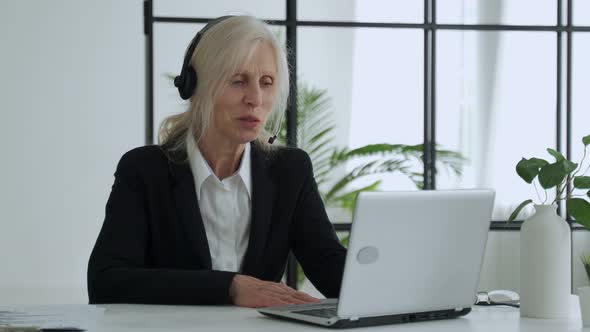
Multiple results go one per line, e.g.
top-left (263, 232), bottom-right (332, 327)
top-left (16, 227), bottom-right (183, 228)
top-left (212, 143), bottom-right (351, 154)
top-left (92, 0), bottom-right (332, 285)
top-left (1, 297), bottom-right (585, 331)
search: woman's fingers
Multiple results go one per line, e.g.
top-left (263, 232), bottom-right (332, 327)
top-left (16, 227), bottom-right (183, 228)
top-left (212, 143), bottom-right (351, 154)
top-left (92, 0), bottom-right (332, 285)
top-left (291, 290), bottom-right (321, 303)
top-left (256, 289), bottom-right (301, 307)
top-left (259, 297), bottom-right (292, 308)
top-left (273, 283), bottom-right (321, 302)
top-left (259, 283), bottom-right (321, 306)
top-left (230, 274), bottom-right (322, 308)
top-left (266, 282), bottom-right (295, 295)
top-left (276, 282), bottom-right (294, 291)
top-left (278, 293), bottom-right (308, 305)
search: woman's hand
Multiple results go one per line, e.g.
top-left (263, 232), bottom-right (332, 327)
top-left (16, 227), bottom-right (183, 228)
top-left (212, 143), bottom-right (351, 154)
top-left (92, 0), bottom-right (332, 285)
top-left (229, 274), bottom-right (322, 308)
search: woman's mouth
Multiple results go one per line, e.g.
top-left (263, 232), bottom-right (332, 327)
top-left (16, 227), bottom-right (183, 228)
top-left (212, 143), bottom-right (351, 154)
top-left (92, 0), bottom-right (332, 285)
top-left (238, 116), bottom-right (261, 129)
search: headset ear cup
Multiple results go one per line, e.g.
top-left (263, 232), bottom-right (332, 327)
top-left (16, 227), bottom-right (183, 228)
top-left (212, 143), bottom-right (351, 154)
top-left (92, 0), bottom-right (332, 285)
top-left (173, 74), bottom-right (186, 98)
top-left (174, 67), bottom-right (197, 100)
top-left (182, 67), bottom-right (197, 100)
top-left (175, 16), bottom-right (234, 100)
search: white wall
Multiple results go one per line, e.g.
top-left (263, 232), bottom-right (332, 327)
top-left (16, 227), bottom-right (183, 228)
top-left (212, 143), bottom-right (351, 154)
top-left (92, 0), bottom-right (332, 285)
top-left (0, 0), bottom-right (144, 304)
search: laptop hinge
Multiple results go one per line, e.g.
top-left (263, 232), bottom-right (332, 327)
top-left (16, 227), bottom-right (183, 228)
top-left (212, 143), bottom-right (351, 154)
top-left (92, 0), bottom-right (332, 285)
top-left (349, 316), bottom-right (360, 321)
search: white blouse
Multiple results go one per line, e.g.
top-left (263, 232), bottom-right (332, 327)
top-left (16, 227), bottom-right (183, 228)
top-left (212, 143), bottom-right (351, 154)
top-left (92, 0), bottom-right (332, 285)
top-left (186, 135), bottom-right (252, 272)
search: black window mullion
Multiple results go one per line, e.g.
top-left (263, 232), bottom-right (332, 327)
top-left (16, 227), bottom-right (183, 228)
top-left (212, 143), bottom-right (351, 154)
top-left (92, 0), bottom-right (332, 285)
top-left (285, 0), bottom-right (299, 290)
top-left (423, 0), bottom-right (435, 189)
top-left (144, 0), bottom-right (154, 145)
top-left (568, 0), bottom-right (576, 294)
top-left (286, 0), bottom-right (298, 148)
top-left (557, 0), bottom-right (564, 217)
top-left (431, 0), bottom-right (437, 189)
top-left (423, 0), bottom-right (430, 189)
top-left (566, 0), bottom-right (573, 197)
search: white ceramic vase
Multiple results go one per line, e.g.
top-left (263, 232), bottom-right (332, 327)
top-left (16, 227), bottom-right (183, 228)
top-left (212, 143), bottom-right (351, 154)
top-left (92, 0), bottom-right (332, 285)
top-left (520, 204), bottom-right (571, 318)
top-left (579, 287), bottom-right (590, 326)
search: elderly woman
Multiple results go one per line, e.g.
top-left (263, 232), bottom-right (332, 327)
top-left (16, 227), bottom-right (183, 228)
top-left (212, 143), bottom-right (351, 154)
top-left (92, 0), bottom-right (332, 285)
top-left (87, 15), bottom-right (346, 307)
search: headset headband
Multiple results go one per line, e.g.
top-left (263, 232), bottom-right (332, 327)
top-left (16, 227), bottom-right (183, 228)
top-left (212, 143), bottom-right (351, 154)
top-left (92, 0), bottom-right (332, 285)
top-left (174, 16), bottom-right (234, 100)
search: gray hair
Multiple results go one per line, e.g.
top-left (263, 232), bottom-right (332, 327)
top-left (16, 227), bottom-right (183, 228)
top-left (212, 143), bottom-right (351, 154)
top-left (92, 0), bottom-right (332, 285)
top-left (159, 15), bottom-right (289, 159)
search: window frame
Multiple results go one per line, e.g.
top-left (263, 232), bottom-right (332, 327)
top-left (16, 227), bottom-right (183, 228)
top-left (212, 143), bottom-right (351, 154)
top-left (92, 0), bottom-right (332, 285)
top-left (144, 0), bottom-right (590, 289)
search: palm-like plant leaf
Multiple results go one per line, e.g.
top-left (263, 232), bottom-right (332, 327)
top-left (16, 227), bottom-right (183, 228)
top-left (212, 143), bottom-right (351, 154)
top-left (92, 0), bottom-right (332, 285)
top-left (324, 158), bottom-right (412, 203)
top-left (324, 144), bottom-right (465, 209)
top-left (332, 180), bottom-right (382, 211)
top-left (278, 84), bottom-right (335, 181)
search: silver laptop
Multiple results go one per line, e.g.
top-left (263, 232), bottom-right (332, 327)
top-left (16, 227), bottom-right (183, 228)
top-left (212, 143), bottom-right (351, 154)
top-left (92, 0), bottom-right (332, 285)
top-left (259, 189), bottom-right (495, 328)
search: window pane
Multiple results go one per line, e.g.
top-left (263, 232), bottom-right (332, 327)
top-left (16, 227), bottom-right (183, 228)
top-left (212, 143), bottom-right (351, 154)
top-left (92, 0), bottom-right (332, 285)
top-left (436, 31), bottom-right (557, 221)
top-left (572, 33), bottom-right (590, 211)
top-left (438, 0), bottom-right (556, 25)
top-left (153, 0), bottom-right (285, 20)
top-left (478, 232), bottom-right (519, 293)
top-left (298, 0), bottom-right (422, 23)
top-left (298, 27), bottom-right (423, 213)
top-left (574, 0), bottom-right (590, 25)
top-left (153, 23), bottom-right (205, 141)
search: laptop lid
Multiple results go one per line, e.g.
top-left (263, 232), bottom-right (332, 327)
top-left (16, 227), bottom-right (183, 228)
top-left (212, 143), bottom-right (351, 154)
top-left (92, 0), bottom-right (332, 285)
top-left (337, 189), bottom-right (495, 319)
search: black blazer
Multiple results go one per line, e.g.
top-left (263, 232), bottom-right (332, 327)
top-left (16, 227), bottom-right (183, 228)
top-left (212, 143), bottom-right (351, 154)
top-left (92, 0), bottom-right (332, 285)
top-left (87, 143), bottom-right (346, 305)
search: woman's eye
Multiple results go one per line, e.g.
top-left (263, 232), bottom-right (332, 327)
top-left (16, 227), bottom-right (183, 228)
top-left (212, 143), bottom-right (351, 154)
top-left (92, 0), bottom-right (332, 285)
top-left (231, 80), bottom-right (245, 85)
top-left (262, 81), bottom-right (273, 87)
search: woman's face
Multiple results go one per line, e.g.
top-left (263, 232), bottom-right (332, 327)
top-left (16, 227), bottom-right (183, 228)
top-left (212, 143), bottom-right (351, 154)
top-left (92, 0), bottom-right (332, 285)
top-left (210, 41), bottom-right (278, 145)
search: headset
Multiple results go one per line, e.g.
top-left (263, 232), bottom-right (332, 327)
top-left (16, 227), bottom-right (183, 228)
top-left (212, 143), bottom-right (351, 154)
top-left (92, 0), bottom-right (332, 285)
top-left (174, 16), bottom-right (283, 144)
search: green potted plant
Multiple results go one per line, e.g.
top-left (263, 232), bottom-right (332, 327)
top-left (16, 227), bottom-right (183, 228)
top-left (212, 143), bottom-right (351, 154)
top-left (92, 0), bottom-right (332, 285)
top-left (509, 135), bottom-right (590, 319)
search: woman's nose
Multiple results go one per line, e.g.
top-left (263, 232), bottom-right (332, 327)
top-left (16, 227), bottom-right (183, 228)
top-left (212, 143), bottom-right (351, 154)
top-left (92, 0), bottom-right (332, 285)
top-left (244, 83), bottom-right (263, 107)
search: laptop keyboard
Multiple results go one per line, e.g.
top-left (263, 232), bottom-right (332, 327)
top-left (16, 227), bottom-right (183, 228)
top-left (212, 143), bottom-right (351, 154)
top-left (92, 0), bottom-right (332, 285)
top-left (293, 307), bottom-right (338, 318)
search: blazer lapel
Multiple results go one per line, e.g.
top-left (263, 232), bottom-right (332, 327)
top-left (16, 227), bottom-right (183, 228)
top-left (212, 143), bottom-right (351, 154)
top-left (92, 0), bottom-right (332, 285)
top-left (241, 144), bottom-right (276, 276)
top-left (169, 160), bottom-right (212, 269)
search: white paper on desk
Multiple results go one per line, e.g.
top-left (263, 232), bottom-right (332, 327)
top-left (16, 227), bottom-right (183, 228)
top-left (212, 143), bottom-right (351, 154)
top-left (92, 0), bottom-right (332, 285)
top-left (0, 306), bottom-right (104, 329)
